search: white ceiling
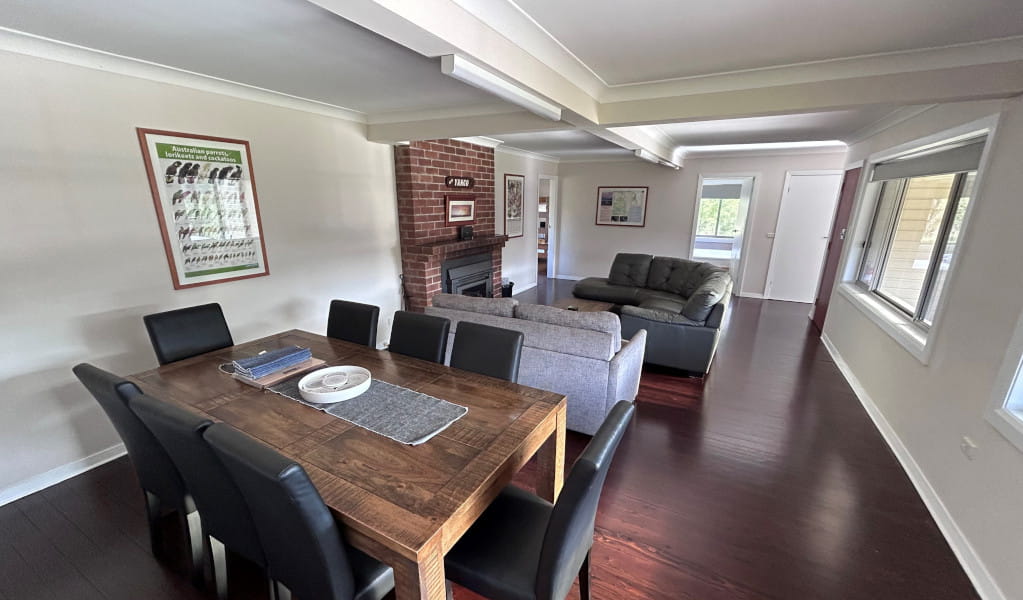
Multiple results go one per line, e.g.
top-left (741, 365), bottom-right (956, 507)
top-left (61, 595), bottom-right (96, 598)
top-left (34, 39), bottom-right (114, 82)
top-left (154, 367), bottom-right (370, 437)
top-left (650, 108), bottom-right (901, 146)
top-left (487, 130), bottom-right (633, 161)
top-left (512, 0), bottom-right (1023, 85)
top-left (0, 0), bottom-right (506, 114)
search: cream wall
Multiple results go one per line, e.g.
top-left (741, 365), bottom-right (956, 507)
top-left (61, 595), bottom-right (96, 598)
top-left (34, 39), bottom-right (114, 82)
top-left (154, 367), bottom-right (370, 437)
top-left (495, 149), bottom-right (558, 293)
top-left (556, 151), bottom-right (846, 295)
top-left (0, 51), bottom-right (403, 499)
top-left (824, 98), bottom-right (1023, 600)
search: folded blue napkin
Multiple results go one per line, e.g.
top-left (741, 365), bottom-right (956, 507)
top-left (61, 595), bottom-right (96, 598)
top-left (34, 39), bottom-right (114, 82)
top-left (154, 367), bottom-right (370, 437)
top-left (233, 345), bottom-right (312, 380)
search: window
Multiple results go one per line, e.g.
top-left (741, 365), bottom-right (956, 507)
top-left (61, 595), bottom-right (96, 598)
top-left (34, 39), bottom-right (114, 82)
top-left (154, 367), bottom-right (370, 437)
top-left (855, 138), bottom-right (984, 328)
top-left (692, 177), bottom-right (753, 262)
top-left (987, 310), bottom-right (1023, 454)
top-left (697, 196), bottom-right (740, 237)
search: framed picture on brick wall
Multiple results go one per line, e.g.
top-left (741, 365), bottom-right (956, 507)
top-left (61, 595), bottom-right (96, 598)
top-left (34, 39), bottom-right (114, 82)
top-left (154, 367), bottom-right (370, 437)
top-left (504, 173), bottom-right (525, 238)
top-left (445, 194), bottom-right (476, 225)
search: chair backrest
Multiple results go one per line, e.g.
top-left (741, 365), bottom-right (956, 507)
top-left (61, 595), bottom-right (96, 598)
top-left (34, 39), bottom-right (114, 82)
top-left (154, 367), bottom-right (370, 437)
top-left (450, 321), bottom-right (524, 382)
top-left (326, 300), bottom-right (380, 347)
top-left (203, 423), bottom-right (357, 600)
top-left (130, 395), bottom-right (265, 567)
top-left (388, 311), bottom-right (451, 364)
top-left (143, 303), bottom-right (234, 365)
top-left (71, 363), bottom-right (187, 507)
top-left (535, 401), bottom-right (635, 600)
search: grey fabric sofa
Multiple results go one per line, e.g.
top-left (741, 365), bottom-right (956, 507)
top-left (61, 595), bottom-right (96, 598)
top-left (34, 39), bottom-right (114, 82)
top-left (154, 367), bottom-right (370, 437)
top-left (573, 253), bottom-right (732, 374)
top-left (426, 294), bottom-right (646, 435)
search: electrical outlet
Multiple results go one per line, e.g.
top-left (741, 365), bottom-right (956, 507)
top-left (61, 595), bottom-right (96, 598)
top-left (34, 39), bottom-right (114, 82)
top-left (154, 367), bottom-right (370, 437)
top-left (960, 436), bottom-right (978, 460)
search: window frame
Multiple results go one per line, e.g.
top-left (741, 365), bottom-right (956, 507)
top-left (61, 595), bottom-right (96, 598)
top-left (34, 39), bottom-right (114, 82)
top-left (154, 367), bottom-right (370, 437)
top-left (987, 309), bottom-right (1023, 454)
top-left (836, 115), bottom-right (999, 364)
top-left (855, 172), bottom-right (971, 328)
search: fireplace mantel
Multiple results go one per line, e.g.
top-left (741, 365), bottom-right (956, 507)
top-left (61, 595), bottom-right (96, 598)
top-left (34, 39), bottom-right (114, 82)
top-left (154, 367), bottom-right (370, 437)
top-left (409, 235), bottom-right (509, 258)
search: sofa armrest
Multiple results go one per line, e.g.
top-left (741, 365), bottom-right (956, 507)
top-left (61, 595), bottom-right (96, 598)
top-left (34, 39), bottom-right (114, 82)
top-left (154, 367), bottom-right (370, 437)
top-left (607, 329), bottom-right (647, 411)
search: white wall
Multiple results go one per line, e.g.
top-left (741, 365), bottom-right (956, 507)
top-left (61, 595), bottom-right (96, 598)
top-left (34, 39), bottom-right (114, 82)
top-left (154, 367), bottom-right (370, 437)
top-left (556, 151), bottom-right (846, 295)
top-left (495, 149), bottom-right (558, 293)
top-left (823, 98), bottom-right (1023, 600)
top-left (0, 51), bottom-right (403, 499)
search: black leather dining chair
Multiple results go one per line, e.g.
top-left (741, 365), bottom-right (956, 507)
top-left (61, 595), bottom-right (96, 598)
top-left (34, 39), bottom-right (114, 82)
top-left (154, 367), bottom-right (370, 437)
top-left (203, 423), bottom-right (395, 600)
top-left (130, 394), bottom-right (267, 599)
top-left (450, 321), bottom-right (525, 382)
top-left (388, 310), bottom-right (451, 364)
top-left (143, 303), bottom-right (234, 365)
top-left (443, 401), bottom-right (635, 600)
top-left (71, 363), bottom-right (203, 584)
top-left (327, 300), bottom-right (380, 347)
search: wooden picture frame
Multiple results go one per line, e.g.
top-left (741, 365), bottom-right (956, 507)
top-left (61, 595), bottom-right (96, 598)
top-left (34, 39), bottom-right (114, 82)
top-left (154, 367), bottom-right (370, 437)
top-left (504, 173), bottom-right (525, 238)
top-left (137, 128), bottom-right (269, 289)
top-left (595, 186), bottom-right (648, 227)
top-left (445, 194), bottom-right (476, 225)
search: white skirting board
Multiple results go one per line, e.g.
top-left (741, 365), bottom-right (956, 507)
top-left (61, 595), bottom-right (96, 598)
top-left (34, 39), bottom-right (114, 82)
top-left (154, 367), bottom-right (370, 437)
top-left (820, 333), bottom-right (1004, 600)
top-left (511, 281), bottom-right (537, 294)
top-left (0, 443), bottom-right (127, 507)
top-left (551, 274), bottom-right (585, 281)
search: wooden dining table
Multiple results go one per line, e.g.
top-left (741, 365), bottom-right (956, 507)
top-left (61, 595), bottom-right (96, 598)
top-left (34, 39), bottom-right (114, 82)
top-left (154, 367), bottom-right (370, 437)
top-left (128, 329), bottom-right (567, 600)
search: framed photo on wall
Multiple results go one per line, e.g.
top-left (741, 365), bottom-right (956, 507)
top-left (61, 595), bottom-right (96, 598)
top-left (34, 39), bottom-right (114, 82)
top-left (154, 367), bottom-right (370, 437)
top-left (595, 186), bottom-right (648, 227)
top-left (504, 173), bottom-right (525, 238)
top-left (137, 128), bottom-right (269, 289)
top-left (445, 194), bottom-right (476, 225)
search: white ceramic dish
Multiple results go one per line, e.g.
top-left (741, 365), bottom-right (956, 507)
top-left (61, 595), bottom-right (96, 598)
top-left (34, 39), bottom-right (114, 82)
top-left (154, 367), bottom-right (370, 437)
top-left (298, 366), bottom-right (372, 404)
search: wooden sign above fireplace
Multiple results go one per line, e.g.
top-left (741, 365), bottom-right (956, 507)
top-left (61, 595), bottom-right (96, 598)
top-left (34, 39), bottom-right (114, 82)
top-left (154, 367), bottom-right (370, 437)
top-left (445, 175), bottom-right (475, 189)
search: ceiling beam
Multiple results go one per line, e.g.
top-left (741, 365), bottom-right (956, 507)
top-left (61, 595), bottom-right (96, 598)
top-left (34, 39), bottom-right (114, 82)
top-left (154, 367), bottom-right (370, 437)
top-left (308, 0), bottom-right (600, 122)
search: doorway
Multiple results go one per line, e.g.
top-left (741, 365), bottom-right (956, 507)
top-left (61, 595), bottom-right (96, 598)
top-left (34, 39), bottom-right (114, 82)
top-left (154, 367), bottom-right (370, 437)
top-left (538, 175), bottom-right (558, 278)
top-left (691, 175), bottom-right (756, 289)
top-left (765, 171), bottom-right (844, 303)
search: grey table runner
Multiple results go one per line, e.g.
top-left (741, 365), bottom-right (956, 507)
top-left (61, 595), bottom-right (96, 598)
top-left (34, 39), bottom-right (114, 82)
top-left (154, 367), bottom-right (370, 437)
top-left (268, 377), bottom-right (467, 445)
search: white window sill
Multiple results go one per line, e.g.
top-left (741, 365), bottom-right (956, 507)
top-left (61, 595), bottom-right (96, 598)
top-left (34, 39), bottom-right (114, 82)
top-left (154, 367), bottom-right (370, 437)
top-left (986, 408), bottom-right (1023, 454)
top-left (836, 283), bottom-right (932, 365)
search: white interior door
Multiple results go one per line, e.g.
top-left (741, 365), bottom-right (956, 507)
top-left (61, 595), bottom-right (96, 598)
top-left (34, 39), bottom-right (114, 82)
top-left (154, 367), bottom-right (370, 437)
top-left (765, 172), bottom-right (843, 303)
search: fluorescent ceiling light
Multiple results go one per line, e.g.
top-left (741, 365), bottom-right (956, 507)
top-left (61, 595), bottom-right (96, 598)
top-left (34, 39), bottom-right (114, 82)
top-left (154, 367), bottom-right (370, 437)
top-left (441, 55), bottom-right (562, 121)
top-left (681, 140), bottom-right (847, 154)
top-left (634, 148), bottom-right (659, 163)
top-left (635, 148), bottom-right (680, 169)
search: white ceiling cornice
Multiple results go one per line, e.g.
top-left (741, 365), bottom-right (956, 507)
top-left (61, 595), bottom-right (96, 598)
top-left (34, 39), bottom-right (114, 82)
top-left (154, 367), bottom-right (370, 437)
top-left (0, 26), bottom-right (368, 124)
top-left (367, 101), bottom-right (518, 124)
top-left (842, 105), bottom-right (939, 145)
top-left (495, 144), bottom-right (560, 163)
top-left (599, 36), bottom-right (1023, 102)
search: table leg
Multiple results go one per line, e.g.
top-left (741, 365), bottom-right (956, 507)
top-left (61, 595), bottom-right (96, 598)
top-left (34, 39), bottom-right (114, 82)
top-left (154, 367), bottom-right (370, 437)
top-left (393, 541), bottom-right (448, 600)
top-left (536, 402), bottom-right (566, 502)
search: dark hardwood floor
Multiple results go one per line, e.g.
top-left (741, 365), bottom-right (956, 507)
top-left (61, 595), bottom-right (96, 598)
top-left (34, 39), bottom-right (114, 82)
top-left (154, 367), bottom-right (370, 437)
top-left (0, 280), bottom-right (978, 599)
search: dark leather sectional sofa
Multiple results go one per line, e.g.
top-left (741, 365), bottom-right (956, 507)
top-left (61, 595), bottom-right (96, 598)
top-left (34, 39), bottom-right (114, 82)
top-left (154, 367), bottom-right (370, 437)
top-left (573, 253), bottom-right (732, 374)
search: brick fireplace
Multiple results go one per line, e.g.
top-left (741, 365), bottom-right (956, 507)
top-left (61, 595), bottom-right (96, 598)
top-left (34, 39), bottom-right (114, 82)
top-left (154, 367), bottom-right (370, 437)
top-left (394, 139), bottom-right (508, 312)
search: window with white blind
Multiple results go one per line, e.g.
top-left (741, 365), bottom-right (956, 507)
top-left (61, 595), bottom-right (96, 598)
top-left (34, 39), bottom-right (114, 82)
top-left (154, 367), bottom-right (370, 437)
top-left (855, 138), bottom-right (984, 328)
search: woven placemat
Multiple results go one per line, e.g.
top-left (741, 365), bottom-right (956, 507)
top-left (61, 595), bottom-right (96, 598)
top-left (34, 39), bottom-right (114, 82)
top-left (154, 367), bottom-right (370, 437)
top-left (269, 377), bottom-right (467, 445)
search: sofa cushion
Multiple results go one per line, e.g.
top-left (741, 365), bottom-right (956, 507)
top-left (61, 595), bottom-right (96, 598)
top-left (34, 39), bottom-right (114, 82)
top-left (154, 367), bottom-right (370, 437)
top-left (621, 305), bottom-right (704, 325)
top-left (681, 272), bottom-right (731, 322)
top-left (426, 306), bottom-right (616, 361)
top-left (431, 293), bottom-right (518, 317)
top-left (573, 278), bottom-right (641, 305)
top-left (645, 257), bottom-right (701, 295)
top-left (637, 298), bottom-right (686, 314)
top-left (608, 253), bottom-right (653, 287)
top-left (516, 303), bottom-right (621, 352)
top-left (635, 288), bottom-right (685, 304)
top-left (684, 262), bottom-right (726, 298)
